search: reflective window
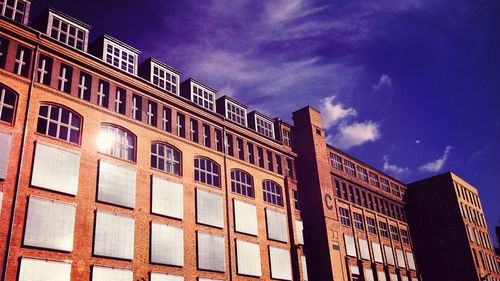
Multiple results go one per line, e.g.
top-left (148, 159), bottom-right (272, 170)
top-left (151, 142), bottom-right (181, 175)
top-left (36, 104), bottom-right (81, 144)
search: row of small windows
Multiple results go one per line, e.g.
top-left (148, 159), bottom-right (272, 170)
top-left (339, 207), bottom-right (411, 245)
top-left (471, 246), bottom-right (500, 275)
top-left (333, 178), bottom-right (406, 222)
top-left (454, 181), bottom-right (482, 209)
top-left (460, 202), bottom-right (487, 228)
top-left (330, 152), bottom-right (403, 198)
top-left (467, 224), bottom-right (495, 251)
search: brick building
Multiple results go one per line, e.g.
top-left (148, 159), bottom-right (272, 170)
top-left (406, 172), bottom-right (500, 281)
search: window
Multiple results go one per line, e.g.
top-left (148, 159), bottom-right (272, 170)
top-left (77, 71), bottom-right (92, 101)
top-left (391, 183), bottom-right (401, 197)
top-left (147, 101), bottom-right (158, 126)
top-left (282, 129), bottom-right (291, 146)
top-left (37, 55), bottom-right (53, 86)
top-left (226, 100), bottom-right (247, 126)
top-left (31, 142), bottom-right (80, 195)
top-left (1, 0), bottom-right (29, 23)
top-left (276, 154), bottom-right (282, 174)
top-left (214, 128), bottom-right (222, 152)
top-left (293, 190), bottom-right (300, 211)
top-left (247, 143), bottom-right (255, 164)
top-left (151, 222), bottom-right (184, 266)
top-left (202, 124), bottom-right (211, 147)
top-left (131, 94), bottom-right (142, 120)
top-left (0, 37), bottom-right (9, 68)
top-left (225, 133), bottom-right (233, 156)
top-left (36, 104), bottom-right (82, 144)
top-left (369, 172), bottom-right (380, 187)
top-left (97, 160), bottom-right (136, 208)
top-left (379, 221), bottom-right (389, 238)
top-left (344, 234), bottom-right (357, 257)
top-left (97, 124), bottom-right (136, 161)
top-left (151, 273), bottom-right (184, 281)
top-left (236, 138), bottom-right (244, 160)
top-left (192, 84), bottom-right (215, 111)
top-left (353, 212), bottom-right (364, 230)
top-left (344, 159), bottom-right (356, 176)
top-left (231, 169), bottom-right (253, 197)
top-left (348, 186), bottom-right (355, 203)
top-left (359, 238), bottom-right (370, 260)
top-left (384, 246), bottom-right (395, 266)
top-left (372, 242), bottom-right (383, 263)
top-left (194, 157), bottom-right (220, 187)
top-left (266, 208), bottom-right (288, 242)
top-left (236, 240), bottom-right (262, 277)
top-left (0, 132), bottom-right (11, 179)
top-left (339, 207), bottom-right (351, 226)
top-left (24, 196), bottom-right (76, 252)
top-left (47, 13), bottom-right (89, 51)
top-left (257, 147), bottom-right (264, 167)
top-left (151, 142), bottom-right (181, 175)
top-left (286, 159), bottom-right (294, 178)
top-left (18, 258), bottom-right (71, 281)
top-left (367, 217), bottom-right (377, 234)
top-left (380, 178), bottom-right (390, 192)
top-left (197, 231), bottom-right (226, 272)
top-left (151, 62), bottom-right (178, 95)
top-left (92, 266), bottom-right (132, 281)
top-left (196, 188), bottom-right (224, 228)
top-left (151, 176), bottom-right (183, 219)
top-left (267, 151), bottom-right (274, 172)
top-left (176, 113), bottom-right (185, 137)
top-left (269, 246), bottom-right (293, 280)
top-left (234, 199), bottom-right (258, 235)
top-left (357, 166), bottom-right (368, 182)
top-left (114, 87), bottom-right (126, 114)
top-left (263, 180), bottom-right (283, 206)
top-left (58, 63), bottom-right (72, 93)
top-left (104, 39), bottom-right (137, 74)
top-left (0, 84), bottom-right (17, 124)
top-left (162, 106), bottom-right (171, 132)
top-left (390, 225), bottom-right (400, 241)
top-left (189, 119), bottom-right (198, 142)
top-left (396, 249), bottom-right (405, 268)
top-left (255, 114), bottom-right (275, 139)
top-left (94, 210), bottom-right (135, 260)
top-left (302, 255), bottom-right (309, 281)
top-left (330, 153), bottom-right (343, 170)
top-left (401, 229), bottom-right (410, 244)
top-left (97, 80), bottom-right (110, 108)
top-left (296, 220), bottom-right (304, 245)
top-left (14, 45), bottom-right (30, 77)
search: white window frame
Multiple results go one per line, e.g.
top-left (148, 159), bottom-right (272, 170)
top-left (0, 0), bottom-right (29, 24)
top-left (192, 83), bottom-right (215, 111)
top-left (47, 12), bottom-right (89, 51)
top-left (103, 38), bottom-right (138, 75)
top-left (255, 114), bottom-right (275, 139)
top-left (225, 99), bottom-right (247, 126)
top-left (151, 61), bottom-right (179, 95)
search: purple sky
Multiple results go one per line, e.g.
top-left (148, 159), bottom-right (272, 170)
top-left (30, 0), bottom-right (500, 245)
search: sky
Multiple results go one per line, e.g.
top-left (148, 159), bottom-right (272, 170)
top-left (30, 0), bottom-right (500, 245)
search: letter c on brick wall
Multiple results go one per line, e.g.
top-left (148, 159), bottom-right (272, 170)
top-left (324, 193), bottom-right (334, 210)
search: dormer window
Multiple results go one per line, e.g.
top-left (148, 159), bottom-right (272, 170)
top-left (255, 114), bottom-right (275, 139)
top-left (150, 60), bottom-right (179, 95)
top-left (102, 36), bottom-right (139, 75)
top-left (226, 100), bottom-right (247, 126)
top-left (46, 10), bottom-right (90, 51)
top-left (1, 0), bottom-right (30, 24)
top-left (192, 84), bottom-right (215, 111)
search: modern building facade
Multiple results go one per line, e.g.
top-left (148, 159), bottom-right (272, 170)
top-left (406, 172), bottom-right (500, 281)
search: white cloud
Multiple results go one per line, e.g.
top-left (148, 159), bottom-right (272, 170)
top-left (418, 146), bottom-right (453, 173)
top-left (332, 121), bottom-right (381, 150)
top-left (319, 95), bottom-right (357, 129)
top-left (382, 155), bottom-right (410, 176)
top-left (372, 74), bottom-right (392, 91)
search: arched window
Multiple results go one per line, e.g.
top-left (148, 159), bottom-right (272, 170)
top-left (230, 169), bottom-right (253, 197)
top-left (151, 142), bottom-right (181, 175)
top-left (97, 124), bottom-right (135, 161)
top-left (0, 84), bottom-right (18, 124)
top-left (263, 180), bottom-right (283, 206)
top-left (36, 103), bottom-right (82, 144)
top-left (194, 157), bottom-right (220, 187)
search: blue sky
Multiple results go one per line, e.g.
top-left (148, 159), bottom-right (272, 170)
top-left (31, 0), bottom-right (500, 245)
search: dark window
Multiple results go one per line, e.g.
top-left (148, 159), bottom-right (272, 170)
top-left (355, 188), bottom-right (361, 205)
top-left (0, 84), bottom-right (18, 124)
top-left (339, 207), bottom-right (351, 226)
top-left (344, 159), bottom-right (356, 176)
top-left (0, 37), bottom-right (9, 68)
top-left (189, 119), bottom-right (198, 142)
top-left (267, 151), bottom-right (273, 172)
top-left (114, 87), bottom-right (126, 114)
top-left (162, 107), bottom-right (171, 132)
top-left (132, 94), bottom-right (142, 121)
top-left (349, 186), bottom-right (355, 203)
top-left (230, 169), bottom-right (253, 197)
top-left (202, 124), bottom-right (211, 148)
top-left (401, 229), bottom-right (410, 244)
top-left (36, 104), bottom-right (81, 144)
top-left (176, 113), bottom-right (185, 137)
top-left (214, 129), bottom-right (222, 152)
top-left (262, 180), bottom-right (283, 206)
top-left (275, 155), bottom-right (282, 175)
top-left (225, 133), bottom-right (233, 156)
top-left (257, 147), bottom-right (264, 168)
top-left (37, 55), bottom-right (53, 86)
top-left (97, 80), bottom-right (110, 108)
top-left (247, 143), bottom-right (254, 164)
top-left (1, 0), bottom-right (28, 23)
top-left (353, 212), bottom-right (364, 230)
top-left (330, 153), bottom-right (343, 170)
top-left (151, 142), bottom-right (181, 175)
top-left (390, 225), bottom-right (400, 241)
top-left (286, 159), bottom-right (294, 178)
top-left (342, 183), bottom-right (348, 200)
top-left (367, 217), bottom-right (377, 234)
top-left (77, 71), bottom-right (92, 101)
top-left (14, 45), bottom-right (31, 77)
top-left (194, 157), bottom-right (220, 187)
top-left (293, 190), bottom-right (300, 211)
top-left (58, 63), bottom-right (72, 93)
top-left (368, 194), bottom-right (374, 210)
top-left (147, 101), bottom-right (158, 126)
top-left (236, 138), bottom-right (244, 160)
top-left (334, 179), bottom-right (341, 197)
top-left (379, 221), bottom-right (389, 238)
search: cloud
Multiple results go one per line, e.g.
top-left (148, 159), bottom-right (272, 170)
top-left (382, 156), bottom-right (410, 176)
top-left (332, 121), bottom-right (381, 150)
top-left (418, 146), bottom-right (453, 173)
top-left (319, 95), bottom-right (357, 129)
top-left (372, 74), bottom-right (392, 91)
